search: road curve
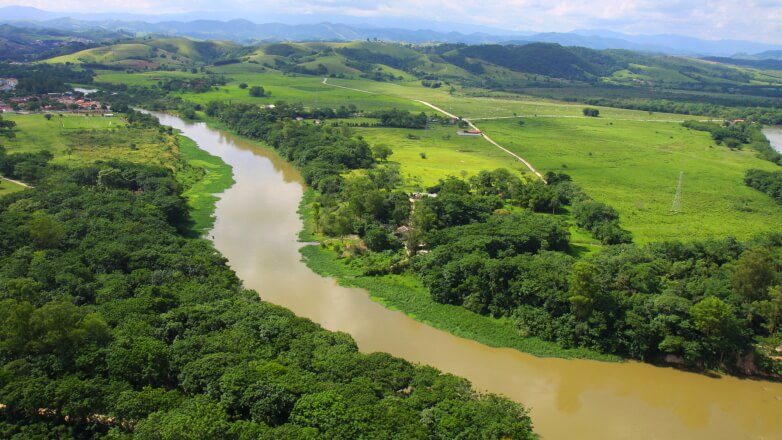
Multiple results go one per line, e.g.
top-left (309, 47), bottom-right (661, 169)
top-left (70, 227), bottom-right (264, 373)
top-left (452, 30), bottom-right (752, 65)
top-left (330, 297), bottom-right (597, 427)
top-left (320, 78), bottom-right (546, 181)
top-left (414, 100), bottom-right (546, 181)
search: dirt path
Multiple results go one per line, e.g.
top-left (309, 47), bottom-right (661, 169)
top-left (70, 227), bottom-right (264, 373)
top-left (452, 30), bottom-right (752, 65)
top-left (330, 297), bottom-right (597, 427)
top-left (320, 78), bottom-right (546, 181)
top-left (1, 176), bottom-right (32, 188)
top-left (321, 78), bottom-right (377, 94)
top-left (414, 100), bottom-right (545, 181)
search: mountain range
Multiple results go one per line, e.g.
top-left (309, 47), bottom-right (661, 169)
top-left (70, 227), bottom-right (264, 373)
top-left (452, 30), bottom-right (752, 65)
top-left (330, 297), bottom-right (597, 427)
top-left (2, 5), bottom-right (782, 58)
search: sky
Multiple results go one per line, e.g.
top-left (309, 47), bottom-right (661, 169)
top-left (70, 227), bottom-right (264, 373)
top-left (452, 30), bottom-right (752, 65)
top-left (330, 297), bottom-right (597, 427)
top-left (3, 0), bottom-right (782, 43)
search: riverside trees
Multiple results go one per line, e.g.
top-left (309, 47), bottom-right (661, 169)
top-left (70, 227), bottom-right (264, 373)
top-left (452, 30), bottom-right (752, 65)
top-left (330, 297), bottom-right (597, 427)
top-left (0, 155), bottom-right (536, 439)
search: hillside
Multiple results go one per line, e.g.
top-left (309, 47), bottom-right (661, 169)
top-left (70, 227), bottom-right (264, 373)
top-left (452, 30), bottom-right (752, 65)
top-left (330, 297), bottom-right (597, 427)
top-left (6, 7), bottom-right (782, 56)
top-left (44, 37), bottom-right (243, 69)
top-left (0, 24), bottom-right (127, 62)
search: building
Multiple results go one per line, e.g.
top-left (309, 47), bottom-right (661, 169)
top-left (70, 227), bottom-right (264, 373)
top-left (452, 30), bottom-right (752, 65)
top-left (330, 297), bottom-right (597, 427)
top-left (457, 129), bottom-right (482, 136)
top-left (0, 78), bottom-right (19, 92)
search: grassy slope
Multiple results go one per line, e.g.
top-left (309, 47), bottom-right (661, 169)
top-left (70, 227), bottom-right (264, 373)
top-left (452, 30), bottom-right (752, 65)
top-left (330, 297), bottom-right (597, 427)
top-left (45, 38), bottom-right (240, 68)
top-left (479, 117), bottom-right (782, 243)
top-left (0, 178), bottom-right (26, 196)
top-left (3, 114), bottom-right (233, 233)
top-left (45, 43), bottom-right (153, 64)
top-left (352, 124), bottom-right (529, 188)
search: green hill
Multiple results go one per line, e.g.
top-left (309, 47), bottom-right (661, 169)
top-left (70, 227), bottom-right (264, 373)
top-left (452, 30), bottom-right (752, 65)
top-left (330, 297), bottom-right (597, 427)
top-left (44, 37), bottom-right (243, 70)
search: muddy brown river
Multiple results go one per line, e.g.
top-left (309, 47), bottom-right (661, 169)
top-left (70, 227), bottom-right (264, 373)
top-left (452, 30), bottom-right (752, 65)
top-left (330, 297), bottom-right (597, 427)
top-left (155, 113), bottom-right (782, 440)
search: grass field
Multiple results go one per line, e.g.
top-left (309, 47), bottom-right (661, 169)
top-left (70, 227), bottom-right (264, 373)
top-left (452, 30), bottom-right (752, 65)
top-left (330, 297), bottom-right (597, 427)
top-left (0, 179), bottom-right (27, 196)
top-left (3, 114), bottom-right (233, 233)
top-left (95, 67), bottom-right (425, 112)
top-left (3, 114), bottom-right (181, 168)
top-left (353, 124), bottom-right (529, 188)
top-left (478, 117), bottom-right (782, 243)
top-left (94, 66), bottom-right (713, 123)
top-left (4, 114), bottom-right (125, 158)
top-left (46, 43), bottom-right (153, 64)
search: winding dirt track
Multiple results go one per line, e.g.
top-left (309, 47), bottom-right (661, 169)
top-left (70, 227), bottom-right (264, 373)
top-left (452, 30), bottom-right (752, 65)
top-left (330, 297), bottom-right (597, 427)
top-left (321, 78), bottom-right (545, 180)
top-left (1, 176), bottom-right (32, 188)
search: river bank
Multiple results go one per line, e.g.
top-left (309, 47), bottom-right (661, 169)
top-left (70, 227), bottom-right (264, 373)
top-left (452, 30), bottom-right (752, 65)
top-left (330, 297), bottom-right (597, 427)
top-left (156, 112), bottom-right (782, 440)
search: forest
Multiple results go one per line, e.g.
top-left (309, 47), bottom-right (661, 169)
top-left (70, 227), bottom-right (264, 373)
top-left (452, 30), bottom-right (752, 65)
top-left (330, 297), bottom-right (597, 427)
top-left (0, 150), bottom-right (535, 439)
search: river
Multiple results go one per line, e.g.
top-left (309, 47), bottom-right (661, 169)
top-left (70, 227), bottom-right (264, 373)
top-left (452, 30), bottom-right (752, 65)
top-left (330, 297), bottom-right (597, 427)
top-left (764, 127), bottom-right (782, 154)
top-left (155, 112), bottom-right (782, 440)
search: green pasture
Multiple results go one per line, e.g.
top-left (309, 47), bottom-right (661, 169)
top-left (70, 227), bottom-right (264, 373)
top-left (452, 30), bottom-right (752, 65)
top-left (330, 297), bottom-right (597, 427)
top-left (46, 44), bottom-right (153, 64)
top-left (478, 117), bottom-right (782, 243)
top-left (96, 65), bottom-right (424, 112)
top-left (2, 114), bottom-right (180, 168)
top-left (0, 179), bottom-right (26, 196)
top-left (4, 114), bottom-right (125, 157)
top-left (353, 125), bottom-right (528, 188)
top-left (312, 76), bottom-right (715, 121)
top-left (94, 70), bottom-right (204, 87)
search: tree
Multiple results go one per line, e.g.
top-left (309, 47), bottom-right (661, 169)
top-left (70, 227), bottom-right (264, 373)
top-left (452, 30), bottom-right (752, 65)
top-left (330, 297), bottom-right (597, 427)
top-left (0, 115), bottom-right (16, 138)
top-left (568, 261), bottom-right (599, 319)
top-left (27, 213), bottom-right (65, 249)
top-left (363, 224), bottom-right (400, 252)
top-left (690, 296), bottom-right (739, 363)
top-left (249, 86), bottom-right (265, 97)
top-left (754, 285), bottom-right (782, 334)
top-left (181, 108), bottom-right (197, 120)
top-left (372, 144), bottom-right (393, 161)
top-left (582, 107), bottom-right (600, 117)
top-left (731, 247), bottom-right (777, 303)
top-left (238, 83), bottom-right (248, 89)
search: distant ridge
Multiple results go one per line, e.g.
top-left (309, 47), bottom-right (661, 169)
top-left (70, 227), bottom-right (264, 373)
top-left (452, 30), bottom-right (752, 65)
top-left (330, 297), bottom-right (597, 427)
top-left (2, 5), bottom-right (782, 57)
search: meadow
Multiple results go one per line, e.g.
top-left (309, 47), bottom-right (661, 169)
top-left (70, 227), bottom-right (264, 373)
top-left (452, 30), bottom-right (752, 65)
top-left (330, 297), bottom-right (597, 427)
top-left (95, 66), bottom-right (425, 112)
top-left (352, 124), bottom-right (526, 188)
top-left (0, 178), bottom-right (26, 196)
top-left (479, 117), bottom-right (782, 243)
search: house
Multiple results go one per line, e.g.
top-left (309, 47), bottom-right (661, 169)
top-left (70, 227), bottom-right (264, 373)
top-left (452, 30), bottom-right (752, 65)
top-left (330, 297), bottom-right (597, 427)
top-left (0, 78), bottom-right (19, 92)
top-left (457, 129), bottom-right (482, 136)
top-left (411, 192), bottom-right (437, 200)
top-left (394, 225), bottom-right (410, 236)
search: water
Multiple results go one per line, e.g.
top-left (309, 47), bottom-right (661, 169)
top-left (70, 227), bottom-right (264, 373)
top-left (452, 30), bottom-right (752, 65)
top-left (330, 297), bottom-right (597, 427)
top-left (763, 127), bottom-right (782, 154)
top-left (154, 112), bottom-right (782, 440)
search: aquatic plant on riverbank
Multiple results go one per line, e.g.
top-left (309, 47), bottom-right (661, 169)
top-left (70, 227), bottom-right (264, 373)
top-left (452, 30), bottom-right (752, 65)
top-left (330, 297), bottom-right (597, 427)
top-left (177, 134), bottom-right (234, 233)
